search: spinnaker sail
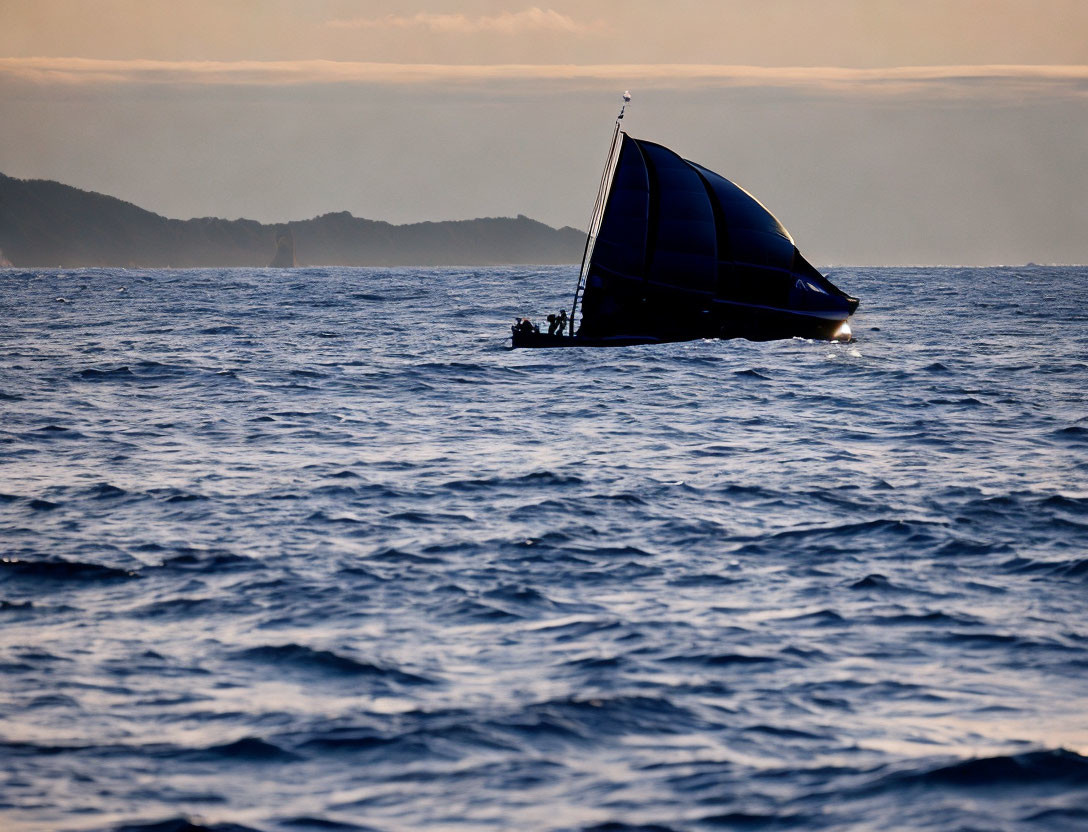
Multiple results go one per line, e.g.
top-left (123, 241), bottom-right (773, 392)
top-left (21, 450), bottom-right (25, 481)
top-left (511, 103), bottom-right (857, 348)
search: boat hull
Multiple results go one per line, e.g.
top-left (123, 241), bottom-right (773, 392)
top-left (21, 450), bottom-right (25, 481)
top-left (511, 331), bottom-right (663, 349)
top-left (510, 305), bottom-right (852, 348)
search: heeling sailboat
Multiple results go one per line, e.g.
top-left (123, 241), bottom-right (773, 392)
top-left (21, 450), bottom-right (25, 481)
top-left (510, 94), bottom-right (858, 348)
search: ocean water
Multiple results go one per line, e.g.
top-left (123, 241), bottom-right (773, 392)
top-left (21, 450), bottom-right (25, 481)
top-left (2, 264), bottom-right (1087, 832)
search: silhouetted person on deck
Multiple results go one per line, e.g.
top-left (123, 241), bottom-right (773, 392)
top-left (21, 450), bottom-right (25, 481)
top-left (547, 311), bottom-right (570, 336)
top-left (512, 317), bottom-right (538, 337)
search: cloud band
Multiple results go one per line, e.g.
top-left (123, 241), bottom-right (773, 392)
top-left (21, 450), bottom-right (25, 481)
top-left (2, 58), bottom-right (1087, 99)
top-left (325, 8), bottom-right (585, 34)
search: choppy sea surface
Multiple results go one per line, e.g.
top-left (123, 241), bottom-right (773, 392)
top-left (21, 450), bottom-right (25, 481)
top-left (2, 265), bottom-right (1088, 832)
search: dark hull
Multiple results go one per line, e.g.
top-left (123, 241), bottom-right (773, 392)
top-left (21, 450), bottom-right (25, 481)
top-left (510, 304), bottom-right (851, 349)
top-left (511, 331), bottom-right (663, 349)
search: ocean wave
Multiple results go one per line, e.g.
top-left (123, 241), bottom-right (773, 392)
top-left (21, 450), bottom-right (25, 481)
top-left (1001, 556), bottom-right (1088, 581)
top-left (231, 644), bottom-right (433, 685)
top-left (174, 737), bottom-right (302, 763)
top-left (696, 810), bottom-right (812, 829)
top-left (885, 748), bottom-right (1088, 789)
top-left (278, 817), bottom-right (380, 830)
top-left (441, 470), bottom-right (586, 491)
top-left (111, 818), bottom-right (265, 832)
top-left (1021, 806), bottom-right (1088, 824)
top-left (364, 547), bottom-right (444, 565)
top-left (661, 652), bottom-right (777, 667)
top-left (0, 557), bottom-right (139, 582)
top-left (159, 551), bottom-right (253, 571)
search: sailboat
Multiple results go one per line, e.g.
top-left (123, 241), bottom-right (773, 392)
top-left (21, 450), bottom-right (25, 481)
top-left (510, 94), bottom-right (858, 348)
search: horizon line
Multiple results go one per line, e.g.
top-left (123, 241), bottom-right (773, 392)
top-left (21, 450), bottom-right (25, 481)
top-left (3, 170), bottom-right (1085, 269)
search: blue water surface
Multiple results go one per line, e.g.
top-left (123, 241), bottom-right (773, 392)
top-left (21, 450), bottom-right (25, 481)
top-left (1, 265), bottom-right (1087, 831)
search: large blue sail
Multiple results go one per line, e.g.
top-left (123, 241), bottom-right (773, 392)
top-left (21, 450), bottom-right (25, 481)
top-left (586, 134), bottom-right (650, 284)
top-left (639, 141), bottom-right (717, 294)
top-left (577, 135), bottom-right (857, 341)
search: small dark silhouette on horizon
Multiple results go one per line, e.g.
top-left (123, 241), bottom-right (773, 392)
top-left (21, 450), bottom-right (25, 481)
top-left (0, 172), bottom-right (584, 268)
top-left (269, 226), bottom-right (296, 268)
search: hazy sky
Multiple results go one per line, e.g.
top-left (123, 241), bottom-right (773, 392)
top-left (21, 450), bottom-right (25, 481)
top-left (2, 1), bottom-right (1087, 264)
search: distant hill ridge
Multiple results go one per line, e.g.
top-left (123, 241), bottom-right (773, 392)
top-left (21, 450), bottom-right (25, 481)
top-left (0, 173), bottom-right (585, 267)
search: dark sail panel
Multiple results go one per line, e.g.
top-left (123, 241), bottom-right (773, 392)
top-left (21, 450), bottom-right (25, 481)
top-left (690, 163), bottom-right (792, 240)
top-left (635, 140), bottom-right (717, 293)
top-left (690, 163), bottom-right (795, 270)
top-left (591, 136), bottom-right (650, 280)
top-left (578, 136), bottom-right (652, 336)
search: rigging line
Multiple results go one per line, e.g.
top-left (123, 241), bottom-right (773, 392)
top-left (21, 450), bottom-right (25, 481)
top-left (570, 124), bottom-right (619, 330)
top-left (570, 92), bottom-right (630, 336)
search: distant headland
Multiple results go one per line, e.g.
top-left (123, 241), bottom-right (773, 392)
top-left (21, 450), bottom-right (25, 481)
top-left (0, 173), bottom-right (584, 268)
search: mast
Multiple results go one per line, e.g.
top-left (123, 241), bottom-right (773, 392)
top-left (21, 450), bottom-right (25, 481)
top-left (569, 91), bottom-right (630, 336)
